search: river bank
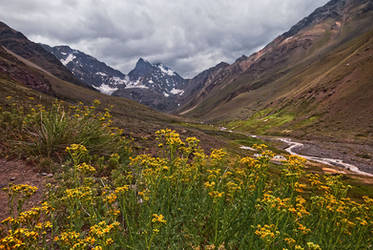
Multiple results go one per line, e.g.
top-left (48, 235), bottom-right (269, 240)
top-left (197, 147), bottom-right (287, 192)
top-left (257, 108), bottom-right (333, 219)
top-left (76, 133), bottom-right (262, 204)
top-left (259, 136), bottom-right (373, 176)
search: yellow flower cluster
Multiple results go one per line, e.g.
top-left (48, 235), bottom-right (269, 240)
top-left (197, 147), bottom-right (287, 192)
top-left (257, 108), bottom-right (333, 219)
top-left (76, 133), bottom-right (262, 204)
top-left (114, 185), bottom-right (129, 194)
top-left (76, 162), bottom-right (96, 174)
top-left (285, 196), bottom-right (310, 219)
top-left (156, 129), bottom-right (184, 146)
top-left (260, 193), bottom-right (290, 211)
top-left (54, 231), bottom-right (81, 246)
top-left (152, 214), bottom-right (167, 224)
top-left (186, 137), bottom-right (200, 148)
top-left (65, 144), bottom-right (88, 154)
top-left (54, 221), bottom-right (119, 249)
top-left (66, 144), bottom-right (88, 164)
top-left (90, 221), bottom-right (120, 238)
top-left (204, 181), bottom-right (216, 189)
top-left (130, 154), bottom-right (168, 170)
top-left (9, 205), bottom-right (50, 224)
top-left (252, 144), bottom-right (268, 151)
top-left (208, 191), bottom-right (225, 199)
top-left (210, 149), bottom-right (227, 161)
top-left (4, 184), bottom-right (38, 197)
top-left (284, 237), bottom-right (296, 246)
top-left (240, 156), bottom-right (256, 167)
top-left (255, 224), bottom-right (280, 242)
top-left (93, 99), bottom-right (101, 106)
top-left (307, 242), bottom-right (322, 250)
top-left (0, 228), bottom-right (39, 248)
top-left (64, 186), bottom-right (93, 201)
top-left (0, 202), bottom-right (52, 249)
top-left (104, 193), bottom-right (117, 204)
top-left (294, 182), bottom-right (307, 193)
top-left (296, 223), bottom-right (311, 234)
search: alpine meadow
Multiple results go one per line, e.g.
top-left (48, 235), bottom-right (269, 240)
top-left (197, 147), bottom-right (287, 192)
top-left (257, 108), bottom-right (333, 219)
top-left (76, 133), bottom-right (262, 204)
top-left (0, 0), bottom-right (373, 249)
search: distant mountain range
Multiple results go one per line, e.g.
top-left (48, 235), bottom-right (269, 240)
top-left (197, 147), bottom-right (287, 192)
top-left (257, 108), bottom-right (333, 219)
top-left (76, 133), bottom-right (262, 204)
top-left (0, 23), bottom-right (183, 139)
top-left (42, 45), bottom-right (187, 111)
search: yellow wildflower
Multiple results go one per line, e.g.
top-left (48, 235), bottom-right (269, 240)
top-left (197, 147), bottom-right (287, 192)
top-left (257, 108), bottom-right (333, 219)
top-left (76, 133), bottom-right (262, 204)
top-left (115, 185), bottom-right (129, 194)
top-left (152, 214), bottom-right (167, 224)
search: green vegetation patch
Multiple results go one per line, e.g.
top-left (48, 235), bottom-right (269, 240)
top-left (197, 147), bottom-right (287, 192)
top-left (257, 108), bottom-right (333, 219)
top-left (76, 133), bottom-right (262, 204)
top-left (227, 109), bottom-right (295, 135)
top-left (293, 116), bottom-right (319, 129)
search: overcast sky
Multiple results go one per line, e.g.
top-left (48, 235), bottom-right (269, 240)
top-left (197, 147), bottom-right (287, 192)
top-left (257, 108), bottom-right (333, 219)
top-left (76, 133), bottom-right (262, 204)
top-left (0, 0), bottom-right (329, 78)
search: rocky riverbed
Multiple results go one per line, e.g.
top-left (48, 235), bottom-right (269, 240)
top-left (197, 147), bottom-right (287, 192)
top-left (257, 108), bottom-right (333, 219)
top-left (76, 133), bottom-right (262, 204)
top-left (265, 136), bottom-right (373, 175)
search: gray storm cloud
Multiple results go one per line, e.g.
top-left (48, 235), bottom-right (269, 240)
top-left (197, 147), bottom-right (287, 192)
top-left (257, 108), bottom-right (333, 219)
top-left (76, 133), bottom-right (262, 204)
top-left (0, 0), bottom-right (329, 77)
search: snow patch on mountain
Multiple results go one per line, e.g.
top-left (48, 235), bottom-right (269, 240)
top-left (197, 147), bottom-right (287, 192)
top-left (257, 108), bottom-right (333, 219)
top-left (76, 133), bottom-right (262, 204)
top-left (125, 79), bottom-right (149, 89)
top-left (60, 54), bottom-right (76, 66)
top-left (170, 88), bottom-right (184, 95)
top-left (109, 76), bottom-right (128, 86)
top-left (93, 84), bottom-right (118, 95)
top-left (158, 64), bottom-right (175, 76)
top-left (96, 72), bottom-right (108, 76)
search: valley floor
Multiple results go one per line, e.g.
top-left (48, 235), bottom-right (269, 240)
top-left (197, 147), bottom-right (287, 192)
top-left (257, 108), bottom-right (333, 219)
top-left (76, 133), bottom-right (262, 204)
top-left (191, 123), bottom-right (373, 181)
top-left (253, 135), bottom-right (373, 175)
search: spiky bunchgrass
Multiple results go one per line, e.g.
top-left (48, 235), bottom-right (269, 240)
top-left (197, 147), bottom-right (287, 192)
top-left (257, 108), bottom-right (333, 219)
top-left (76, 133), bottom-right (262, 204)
top-left (0, 98), bottom-right (130, 166)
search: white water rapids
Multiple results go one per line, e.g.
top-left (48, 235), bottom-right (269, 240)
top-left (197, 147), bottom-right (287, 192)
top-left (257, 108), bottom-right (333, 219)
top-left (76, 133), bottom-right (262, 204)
top-left (279, 138), bottom-right (373, 177)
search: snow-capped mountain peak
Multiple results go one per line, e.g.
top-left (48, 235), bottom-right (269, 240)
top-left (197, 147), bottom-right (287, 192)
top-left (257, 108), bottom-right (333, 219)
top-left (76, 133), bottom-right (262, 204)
top-left (41, 45), bottom-right (187, 111)
top-left (128, 58), bottom-right (186, 94)
top-left (157, 63), bottom-right (175, 76)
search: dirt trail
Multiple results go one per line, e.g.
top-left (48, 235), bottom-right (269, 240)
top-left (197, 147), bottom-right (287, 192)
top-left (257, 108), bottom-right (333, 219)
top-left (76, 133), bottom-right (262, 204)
top-left (0, 159), bottom-right (49, 220)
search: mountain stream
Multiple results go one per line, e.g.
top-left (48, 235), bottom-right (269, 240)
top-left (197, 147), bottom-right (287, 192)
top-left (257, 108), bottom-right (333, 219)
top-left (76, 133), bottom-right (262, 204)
top-left (279, 138), bottom-right (373, 177)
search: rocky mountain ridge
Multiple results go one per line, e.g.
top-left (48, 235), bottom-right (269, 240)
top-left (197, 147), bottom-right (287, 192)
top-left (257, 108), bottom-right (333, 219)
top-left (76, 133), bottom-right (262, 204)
top-left (0, 21), bottom-right (85, 87)
top-left (43, 45), bottom-right (187, 111)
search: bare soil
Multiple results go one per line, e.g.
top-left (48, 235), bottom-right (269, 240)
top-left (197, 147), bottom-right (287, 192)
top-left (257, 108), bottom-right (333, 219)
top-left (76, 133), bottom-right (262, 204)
top-left (0, 159), bottom-right (50, 221)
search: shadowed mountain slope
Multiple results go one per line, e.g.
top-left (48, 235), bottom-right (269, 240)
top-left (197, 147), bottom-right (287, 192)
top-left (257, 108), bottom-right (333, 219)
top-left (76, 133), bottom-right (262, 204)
top-left (0, 22), bottom-right (86, 87)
